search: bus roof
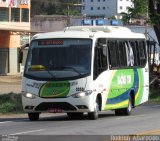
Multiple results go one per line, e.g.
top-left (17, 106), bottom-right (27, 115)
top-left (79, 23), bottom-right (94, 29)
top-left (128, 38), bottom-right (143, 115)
top-left (32, 26), bottom-right (145, 40)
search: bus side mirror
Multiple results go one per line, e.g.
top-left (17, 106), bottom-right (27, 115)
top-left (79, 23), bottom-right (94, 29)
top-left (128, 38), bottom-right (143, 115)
top-left (18, 43), bottom-right (29, 64)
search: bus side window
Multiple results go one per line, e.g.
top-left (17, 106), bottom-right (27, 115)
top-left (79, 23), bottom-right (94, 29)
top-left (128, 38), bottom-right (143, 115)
top-left (130, 41), bottom-right (139, 66)
top-left (125, 41), bottom-right (134, 67)
top-left (139, 41), bottom-right (147, 66)
top-left (93, 38), bottom-right (108, 80)
top-left (108, 41), bottom-right (119, 69)
top-left (118, 41), bottom-right (127, 67)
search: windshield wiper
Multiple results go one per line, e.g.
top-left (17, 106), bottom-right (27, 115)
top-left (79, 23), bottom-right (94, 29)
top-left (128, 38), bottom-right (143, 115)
top-left (53, 66), bottom-right (82, 76)
top-left (46, 69), bottom-right (56, 79)
top-left (44, 66), bottom-right (56, 79)
top-left (28, 65), bottom-right (56, 79)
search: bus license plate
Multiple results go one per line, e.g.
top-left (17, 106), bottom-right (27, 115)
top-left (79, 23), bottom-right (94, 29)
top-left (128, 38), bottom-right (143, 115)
top-left (48, 108), bottom-right (63, 113)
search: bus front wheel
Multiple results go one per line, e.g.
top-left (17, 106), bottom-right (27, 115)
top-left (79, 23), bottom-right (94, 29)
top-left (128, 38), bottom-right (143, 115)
top-left (28, 113), bottom-right (40, 121)
top-left (88, 98), bottom-right (99, 120)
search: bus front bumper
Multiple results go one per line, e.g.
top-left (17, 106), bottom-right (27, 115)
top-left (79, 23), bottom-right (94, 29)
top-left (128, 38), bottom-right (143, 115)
top-left (22, 94), bottom-right (95, 113)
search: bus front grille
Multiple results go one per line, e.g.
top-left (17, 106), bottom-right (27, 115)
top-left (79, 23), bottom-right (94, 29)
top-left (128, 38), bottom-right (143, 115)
top-left (35, 102), bottom-right (77, 111)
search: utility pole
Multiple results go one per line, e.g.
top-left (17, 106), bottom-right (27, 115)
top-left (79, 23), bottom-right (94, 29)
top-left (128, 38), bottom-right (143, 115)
top-left (67, 4), bottom-right (70, 26)
top-left (145, 0), bottom-right (149, 40)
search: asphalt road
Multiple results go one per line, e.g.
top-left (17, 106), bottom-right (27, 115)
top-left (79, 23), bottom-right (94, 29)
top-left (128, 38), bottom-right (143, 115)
top-left (0, 103), bottom-right (160, 138)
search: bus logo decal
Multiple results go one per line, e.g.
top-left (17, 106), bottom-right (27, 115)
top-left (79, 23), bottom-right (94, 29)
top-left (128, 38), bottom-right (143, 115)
top-left (117, 75), bottom-right (132, 85)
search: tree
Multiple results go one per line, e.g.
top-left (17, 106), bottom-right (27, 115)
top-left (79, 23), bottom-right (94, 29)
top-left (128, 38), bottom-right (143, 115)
top-left (128, 0), bottom-right (160, 46)
top-left (148, 0), bottom-right (160, 45)
top-left (31, 0), bottom-right (81, 17)
top-left (121, 12), bottom-right (132, 25)
top-left (129, 0), bottom-right (147, 18)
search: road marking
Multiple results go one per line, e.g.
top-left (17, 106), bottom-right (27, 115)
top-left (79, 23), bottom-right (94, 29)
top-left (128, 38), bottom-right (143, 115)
top-left (10, 129), bottom-right (46, 135)
top-left (137, 129), bottom-right (160, 135)
top-left (0, 121), bottom-right (12, 124)
top-left (151, 105), bottom-right (160, 108)
top-left (0, 119), bottom-right (28, 124)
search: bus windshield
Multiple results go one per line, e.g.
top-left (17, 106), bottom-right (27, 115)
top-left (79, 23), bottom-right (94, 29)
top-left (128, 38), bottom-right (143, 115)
top-left (24, 39), bottom-right (92, 80)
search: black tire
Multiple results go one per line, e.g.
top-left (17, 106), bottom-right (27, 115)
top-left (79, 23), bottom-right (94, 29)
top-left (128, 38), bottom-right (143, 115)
top-left (88, 98), bottom-right (99, 120)
top-left (123, 95), bottom-right (132, 115)
top-left (115, 109), bottom-right (124, 116)
top-left (67, 112), bottom-right (83, 119)
top-left (115, 95), bottom-right (132, 116)
top-left (28, 113), bottom-right (40, 121)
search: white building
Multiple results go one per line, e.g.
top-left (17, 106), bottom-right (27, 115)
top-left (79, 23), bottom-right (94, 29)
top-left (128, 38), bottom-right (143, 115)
top-left (82, 0), bottom-right (134, 18)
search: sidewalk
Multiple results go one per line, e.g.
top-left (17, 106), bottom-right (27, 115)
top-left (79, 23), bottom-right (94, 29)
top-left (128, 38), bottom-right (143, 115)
top-left (0, 74), bottom-right (22, 94)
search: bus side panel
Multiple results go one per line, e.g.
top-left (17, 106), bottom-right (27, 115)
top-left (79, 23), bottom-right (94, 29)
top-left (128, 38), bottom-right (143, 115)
top-left (104, 68), bottom-right (148, 110)
top-left (104, 69), bottom-right (134, 110)
top-left (135, 68), bottom-right (149, 106)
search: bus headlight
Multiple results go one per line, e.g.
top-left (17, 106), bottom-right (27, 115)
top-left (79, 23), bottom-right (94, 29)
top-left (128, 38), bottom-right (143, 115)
top-left (22, 92), bottom-right (37, 99)
top-left (72, 90), bottom-right (92, 98)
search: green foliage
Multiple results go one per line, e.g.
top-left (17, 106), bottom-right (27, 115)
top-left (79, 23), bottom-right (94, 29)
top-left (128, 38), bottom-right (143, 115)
top-left (31, 0), bottom-right (81, 17)
top-left (121, 12), bottom-right (132, 25)
top-left (128, 0), bottom-right (148, 18)
top-left (128, 0), bottom-right (160, 22)
top-left (125, 0), bottom-right (160, 45)
top-left (120, 0), bottom-right (148, 24)
top-left (0, 93), bottom-right (23, 114)
top-left (149, 89), bottom-right (160, 102)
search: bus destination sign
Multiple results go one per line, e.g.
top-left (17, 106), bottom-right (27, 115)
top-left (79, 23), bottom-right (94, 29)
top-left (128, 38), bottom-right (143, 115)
top-left (38, 40), bottom-right (64, 45)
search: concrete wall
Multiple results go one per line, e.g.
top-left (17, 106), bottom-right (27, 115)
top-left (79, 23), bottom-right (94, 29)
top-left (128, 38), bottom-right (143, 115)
top-left (9, 48), bottom-right (19, 74)
top-left (0, 30), bottom-right (22, 74)
top-left (31, 15), bottom-right (124, 34)
top-left (31, 15), bottom-right (67, 32)
top-left (0, 31), bottom-right (10, 48)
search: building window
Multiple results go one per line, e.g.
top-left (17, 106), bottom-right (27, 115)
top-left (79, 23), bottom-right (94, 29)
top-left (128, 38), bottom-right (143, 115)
top-left (91, 7), bottom-right (93, 10)
top-left (126, 6), bottom-right (130, 10)
top-left (91, 0), bottom-right (93, 2)
top-left (98, 0), bottom-right (100, 2)
top-left (21, 9), bottom-right (29, 22)
top-left (103, 7), bottom-right (105, 10)
top-left (120, 6), bottom-right (123, 10)
top-left (0, 7), bottom-right (9, 21)
top-left (97, 7), bottom-right (100, 10)
top-left (11, 8), bottom-right (20, 22)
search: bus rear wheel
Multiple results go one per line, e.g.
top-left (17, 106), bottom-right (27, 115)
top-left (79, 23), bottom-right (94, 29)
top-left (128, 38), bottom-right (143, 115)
top-left (88, 98), bottom-right (99, 120)
top-left (115, 96), bottom-right (132, 116)
top-left (28, 113), bottom-right (40, 121)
